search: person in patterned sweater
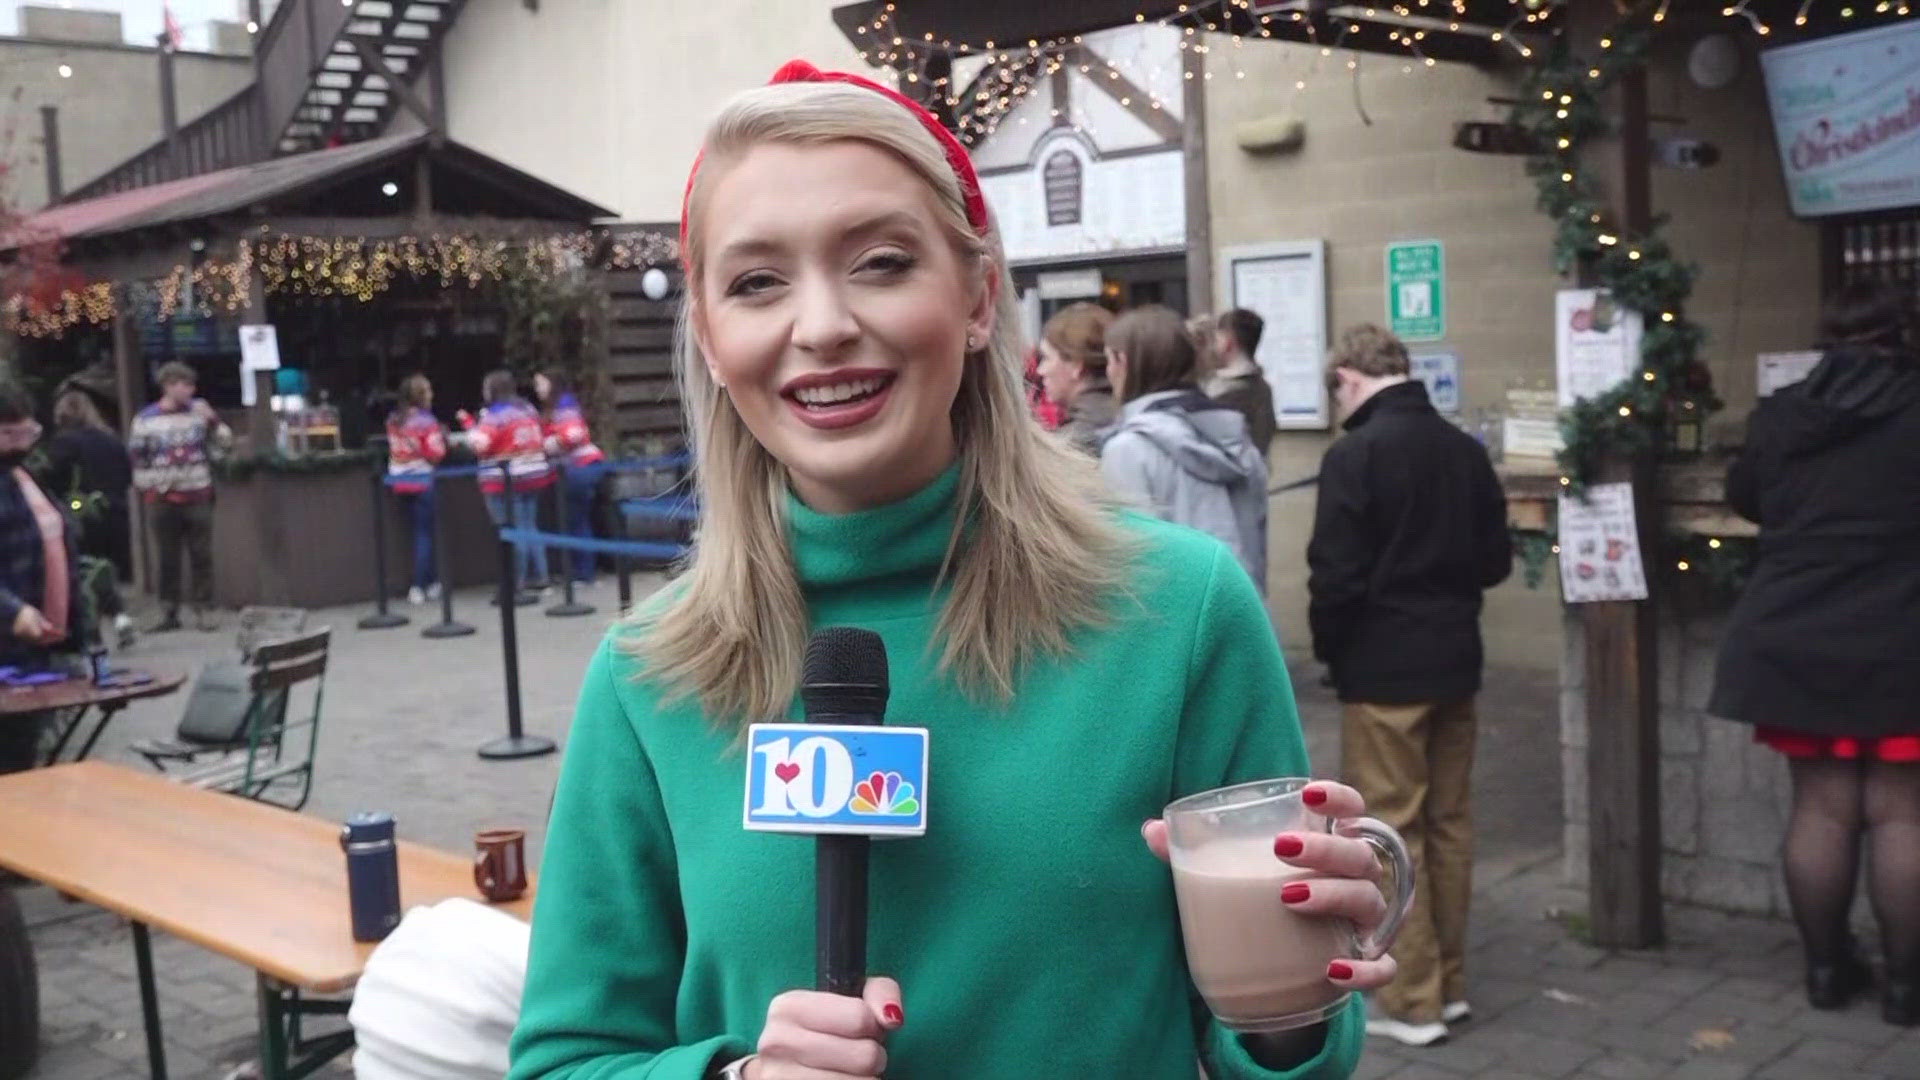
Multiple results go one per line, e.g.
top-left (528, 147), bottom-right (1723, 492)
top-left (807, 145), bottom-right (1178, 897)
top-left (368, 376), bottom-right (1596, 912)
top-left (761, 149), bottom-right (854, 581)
top-left (386, 374), bottom-right (448, 605)
top-left (458, 370), bottom-right (553, 592)
top-left (127, 362), bottom-right (231, 632)
top-left (534, 370), bottom-right (606, 587)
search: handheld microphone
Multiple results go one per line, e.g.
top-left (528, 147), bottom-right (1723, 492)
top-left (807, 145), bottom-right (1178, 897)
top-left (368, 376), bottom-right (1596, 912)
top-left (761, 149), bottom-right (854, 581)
top-left (800, 627), bottom-right (890, 996)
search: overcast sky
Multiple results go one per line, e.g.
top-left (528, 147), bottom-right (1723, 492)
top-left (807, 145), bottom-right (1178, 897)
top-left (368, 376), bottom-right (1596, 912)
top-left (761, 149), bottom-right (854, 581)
top-left (2, 0), bottom-right (250, 52)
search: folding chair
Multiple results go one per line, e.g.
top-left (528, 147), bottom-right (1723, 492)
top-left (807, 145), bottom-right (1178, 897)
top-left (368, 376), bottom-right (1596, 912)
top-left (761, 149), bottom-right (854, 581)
top-left (132, 607), bottom-right (308, 770)
top-left (173, 628), bottom-right (331, 811)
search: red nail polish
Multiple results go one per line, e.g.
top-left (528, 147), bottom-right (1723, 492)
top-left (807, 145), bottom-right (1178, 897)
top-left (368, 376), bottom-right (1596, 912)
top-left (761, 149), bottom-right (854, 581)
top-left (883, 1003), bottom-right (905, 1027)
top-left (1281, 882), bottom-right (1311, 903)
top-left (1302, 786), bottom-right (1328, 807)
top-left (1273, 835), bottom-right (1304, 858)
top-left (1327, 961), bottom-right (1354, 981)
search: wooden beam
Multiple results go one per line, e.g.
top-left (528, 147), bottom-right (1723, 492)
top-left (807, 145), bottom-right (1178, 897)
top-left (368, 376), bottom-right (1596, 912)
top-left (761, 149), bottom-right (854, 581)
top-left (1181, 40), bottom-right (1211, 315)
top-left (347, 35), bottom-right (437, 129)
top-left (1071, 44), bottom-right (1184, 144)
top-left (1573, 1), bottom-right (1662, 951)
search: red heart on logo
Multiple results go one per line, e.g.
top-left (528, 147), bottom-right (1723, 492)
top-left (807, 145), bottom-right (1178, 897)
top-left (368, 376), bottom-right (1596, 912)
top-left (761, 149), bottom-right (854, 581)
top-left (774, 763), bottom-right (801, 784)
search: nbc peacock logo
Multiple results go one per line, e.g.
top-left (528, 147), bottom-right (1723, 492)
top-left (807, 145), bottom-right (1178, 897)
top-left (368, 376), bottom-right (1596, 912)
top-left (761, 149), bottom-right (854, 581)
top-left (849, 771), bottom-right (919, 817)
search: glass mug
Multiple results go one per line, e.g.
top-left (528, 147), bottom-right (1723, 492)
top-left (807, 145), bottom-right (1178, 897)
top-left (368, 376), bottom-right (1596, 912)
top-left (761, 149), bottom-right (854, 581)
top-left (1165, 778), bottom-right (1415, 1032)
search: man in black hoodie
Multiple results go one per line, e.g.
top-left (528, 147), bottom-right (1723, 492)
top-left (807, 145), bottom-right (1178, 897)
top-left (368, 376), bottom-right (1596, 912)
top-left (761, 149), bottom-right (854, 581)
top-left (1308, 324), bottom-right (1511, 1046)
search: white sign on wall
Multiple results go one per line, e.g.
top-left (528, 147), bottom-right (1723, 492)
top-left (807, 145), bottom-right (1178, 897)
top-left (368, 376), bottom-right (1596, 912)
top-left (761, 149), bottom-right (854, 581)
top-left (1761, 20), bottom-right (1920, 217)
top-left (1218, 241), bottom-right (1329, 431)
top-left (237, 323), bottom-right (282, 407)
top-left (1558, 482), bottom-right (1650, 604)
top-left (1555, 289), bottom-right (1642, 407)
top-left (1757, 350), bottom-right (1823, 396)
top-left (980, 134), bottom-right (1186, 265)
top-left (1410, 351), bottom-right (1461, 414)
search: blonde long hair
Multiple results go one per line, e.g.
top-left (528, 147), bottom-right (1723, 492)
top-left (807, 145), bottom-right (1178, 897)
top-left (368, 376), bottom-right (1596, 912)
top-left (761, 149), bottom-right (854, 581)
top-left (636, 80), bottom-right (1135, 723)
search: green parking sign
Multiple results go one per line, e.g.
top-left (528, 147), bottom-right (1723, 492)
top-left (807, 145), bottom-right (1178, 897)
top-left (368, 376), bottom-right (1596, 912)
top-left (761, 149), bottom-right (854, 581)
top-left (1386, 240), bottom-right (1445, 342)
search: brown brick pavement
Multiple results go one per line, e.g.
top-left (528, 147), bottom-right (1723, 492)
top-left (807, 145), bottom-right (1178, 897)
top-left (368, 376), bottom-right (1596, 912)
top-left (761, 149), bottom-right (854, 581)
top-left (8, 586), bottom-right (1919, 1078)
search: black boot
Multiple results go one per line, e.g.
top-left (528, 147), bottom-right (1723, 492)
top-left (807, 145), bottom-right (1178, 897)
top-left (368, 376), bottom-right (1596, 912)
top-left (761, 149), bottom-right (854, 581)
top-left (1886, 977), bottom-right (1918, 1027)
top-left (1807, 951), bottom-right (1872, 1010)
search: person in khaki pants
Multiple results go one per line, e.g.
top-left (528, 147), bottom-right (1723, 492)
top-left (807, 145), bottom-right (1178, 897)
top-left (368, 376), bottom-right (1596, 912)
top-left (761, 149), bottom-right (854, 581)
top-left (1307, 325), bottom-right (1512, 1047)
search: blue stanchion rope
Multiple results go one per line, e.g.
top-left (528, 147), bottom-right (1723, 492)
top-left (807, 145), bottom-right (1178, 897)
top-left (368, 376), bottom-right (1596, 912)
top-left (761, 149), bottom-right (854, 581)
top-left (382, 452), bottom-right (694, 488)
top-left (497, 527), bottom-right (689, 561)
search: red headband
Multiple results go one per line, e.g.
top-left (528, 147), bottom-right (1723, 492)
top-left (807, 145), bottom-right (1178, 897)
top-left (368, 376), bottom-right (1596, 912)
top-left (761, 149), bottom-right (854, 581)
top-left (679, 59), bottom-right (991, 273)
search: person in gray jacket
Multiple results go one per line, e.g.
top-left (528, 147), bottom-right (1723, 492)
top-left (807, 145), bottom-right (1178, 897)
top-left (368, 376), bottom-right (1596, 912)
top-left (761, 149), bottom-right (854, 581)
top-left (1101, 305), bottom-right (1270, 594)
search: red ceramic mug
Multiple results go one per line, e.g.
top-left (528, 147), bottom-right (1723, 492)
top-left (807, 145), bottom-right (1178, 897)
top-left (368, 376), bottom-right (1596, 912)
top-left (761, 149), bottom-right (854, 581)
top-left (474, 828), bottom-right (527, 903)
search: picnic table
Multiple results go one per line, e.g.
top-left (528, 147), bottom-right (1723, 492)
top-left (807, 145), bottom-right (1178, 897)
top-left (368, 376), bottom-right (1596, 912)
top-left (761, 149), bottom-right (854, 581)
top-left (0, 667), bottom-right (185, 765)
top-left (0, 761), bottom-right (536, 1078)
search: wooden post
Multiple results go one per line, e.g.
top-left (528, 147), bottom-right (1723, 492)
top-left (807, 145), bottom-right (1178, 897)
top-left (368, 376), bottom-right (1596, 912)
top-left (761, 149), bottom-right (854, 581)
top-left (1574, 4), bottom-right (1663, 950)
top-left (39, 106), bottom-right (62, 203)
top-left (1181, 41), bottom-right (1212, 315)
top-left (111, 311), bottom-right (150, 597)
top-left (244, 263), bottom-right (277, 457)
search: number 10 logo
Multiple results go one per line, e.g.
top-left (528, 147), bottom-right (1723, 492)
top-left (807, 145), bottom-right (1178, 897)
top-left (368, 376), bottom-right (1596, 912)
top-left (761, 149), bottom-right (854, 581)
top-left (743, 724), bottom-right (929, 837)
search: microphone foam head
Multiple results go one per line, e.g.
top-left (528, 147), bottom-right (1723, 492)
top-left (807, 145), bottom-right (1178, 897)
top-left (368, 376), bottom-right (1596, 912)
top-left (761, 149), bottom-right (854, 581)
top-left (802, 627), bottom-right (889, 717)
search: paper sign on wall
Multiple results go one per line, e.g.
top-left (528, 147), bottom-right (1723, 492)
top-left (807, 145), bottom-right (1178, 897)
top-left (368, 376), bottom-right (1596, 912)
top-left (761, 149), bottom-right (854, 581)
top-left (238, 324), bottom-right (282, 407)
top-left (1757, 350), bottom-right (1822, 397)
top-left (1558, 482), bottom-right (1649, 604)
top-left (1555, 289), bottom-right (1642, 407)
top-left (1410, 351), bottom-right (1460, 414)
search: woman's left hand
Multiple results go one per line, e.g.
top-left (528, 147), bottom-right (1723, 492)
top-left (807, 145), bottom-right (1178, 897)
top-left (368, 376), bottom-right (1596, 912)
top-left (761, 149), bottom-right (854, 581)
top-left (1143, 780), bottom-right (1400, 992)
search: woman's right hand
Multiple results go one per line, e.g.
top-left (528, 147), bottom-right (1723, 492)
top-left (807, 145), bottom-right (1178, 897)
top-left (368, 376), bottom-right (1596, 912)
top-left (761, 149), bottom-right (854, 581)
top-left (748, 977), bottom-right (904, 1080)
top-left (11, 605), bottom-right (54, 644)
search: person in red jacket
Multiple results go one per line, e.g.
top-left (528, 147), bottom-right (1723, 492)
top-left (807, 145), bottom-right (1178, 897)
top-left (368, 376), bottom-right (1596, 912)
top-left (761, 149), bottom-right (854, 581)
top-left (458, 370), bottom-right (553, 591)
top-left (534, 370), bottom-right (607, 587)
top-left (386, 374), bottom-right (447, 605)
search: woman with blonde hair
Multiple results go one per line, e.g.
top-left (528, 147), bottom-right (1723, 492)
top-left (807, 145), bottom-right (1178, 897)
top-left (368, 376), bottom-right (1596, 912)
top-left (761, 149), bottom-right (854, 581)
top-left (510, 61), bottom-right (1395, 1080)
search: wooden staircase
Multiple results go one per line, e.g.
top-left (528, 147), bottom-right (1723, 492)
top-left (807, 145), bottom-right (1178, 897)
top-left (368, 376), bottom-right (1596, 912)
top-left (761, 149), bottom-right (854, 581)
top-left (69, 0), bottom-right (466, 201)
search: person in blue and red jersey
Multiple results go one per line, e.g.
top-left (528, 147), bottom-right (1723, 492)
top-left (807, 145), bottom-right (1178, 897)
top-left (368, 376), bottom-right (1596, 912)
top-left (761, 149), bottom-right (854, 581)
top-left (459, 370), bottom-right (553, 591)
top-left (534, 370), bottom-right (607, 588)
top-left (386, 374), bottom-right (448, 606)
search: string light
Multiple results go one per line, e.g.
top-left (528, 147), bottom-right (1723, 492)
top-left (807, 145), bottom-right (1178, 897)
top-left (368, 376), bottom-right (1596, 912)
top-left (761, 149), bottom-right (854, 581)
top-left (3, 228), bottom-right (679, 339)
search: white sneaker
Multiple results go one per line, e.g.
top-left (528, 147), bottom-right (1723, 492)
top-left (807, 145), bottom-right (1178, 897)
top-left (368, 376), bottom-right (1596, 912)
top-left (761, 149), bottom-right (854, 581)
top-left (1442, 1001), bottom-right (1472, 1024)
top-left (407, 587), bottom-right (427, 606)
top-left (1365, 1016), bottom-right (1449, 1047)
top-left (426, 583), bottom-right (442, 600)
top-left (113, 613), bottom-right (136, 649)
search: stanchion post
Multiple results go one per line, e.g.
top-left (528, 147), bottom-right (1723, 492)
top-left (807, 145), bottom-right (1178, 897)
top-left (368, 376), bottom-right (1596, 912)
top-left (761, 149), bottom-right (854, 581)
top-left (546, 465), bottom-right (595, 618)
top-left (358, 440), bottom-right (409, 630)
top-left (616, 555), bottom-right (632, 614)
top-left (422, 468), bottom-right (475, 639)
top-left (477, 523), bottom-right (555, 761)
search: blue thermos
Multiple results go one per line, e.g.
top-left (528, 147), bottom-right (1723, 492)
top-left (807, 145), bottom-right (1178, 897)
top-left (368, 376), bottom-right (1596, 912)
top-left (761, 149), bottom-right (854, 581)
top-left (340, 812), bottom-right (402, 942)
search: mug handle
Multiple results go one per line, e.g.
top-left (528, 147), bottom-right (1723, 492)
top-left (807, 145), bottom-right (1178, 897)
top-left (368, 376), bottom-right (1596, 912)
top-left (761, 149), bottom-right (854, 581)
top-left (1334, 816), bottom-right (1415, 961)
top-left (474, 849), bottom-right (496, 893)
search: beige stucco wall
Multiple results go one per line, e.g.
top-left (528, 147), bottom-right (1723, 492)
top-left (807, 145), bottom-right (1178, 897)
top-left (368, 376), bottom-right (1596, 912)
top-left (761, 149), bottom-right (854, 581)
top-left (437, 0), bottom-right (862, 221)
top-left (1204, 35), bottom-right (1820, 672)
top-left (0, 38), bottom-right (254, 211)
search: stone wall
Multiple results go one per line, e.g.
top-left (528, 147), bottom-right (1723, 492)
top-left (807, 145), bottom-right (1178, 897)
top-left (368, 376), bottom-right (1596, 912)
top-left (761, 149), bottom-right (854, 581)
top-left (1560, 605), bottom-right (1796, 919)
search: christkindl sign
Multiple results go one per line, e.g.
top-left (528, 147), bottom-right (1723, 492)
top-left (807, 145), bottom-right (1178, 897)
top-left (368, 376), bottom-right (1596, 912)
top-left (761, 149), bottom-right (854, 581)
top-left (1762, 20), bottom-right (1920, 217)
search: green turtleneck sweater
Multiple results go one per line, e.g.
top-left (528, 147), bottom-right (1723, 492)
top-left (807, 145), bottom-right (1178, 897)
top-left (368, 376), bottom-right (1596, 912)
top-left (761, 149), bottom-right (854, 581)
top-left (508, 465), bottom-right (1364, 1080)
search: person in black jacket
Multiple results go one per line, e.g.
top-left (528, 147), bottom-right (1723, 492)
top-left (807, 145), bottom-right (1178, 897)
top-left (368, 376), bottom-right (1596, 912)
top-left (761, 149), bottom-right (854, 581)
top-left (43, 391), bottom-right (134, 646)
top-left (1708, 281), bottom-right (1920, 1027)
top-left (1307, 323), bottom-right (1511, 1046)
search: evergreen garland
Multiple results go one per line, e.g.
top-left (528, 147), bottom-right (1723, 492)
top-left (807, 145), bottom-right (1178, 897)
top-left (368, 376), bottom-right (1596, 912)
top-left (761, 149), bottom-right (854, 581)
top-left (213, 449), bottom-right (383, 482)
top-left (1506, 10), bottom-right (1721, 490)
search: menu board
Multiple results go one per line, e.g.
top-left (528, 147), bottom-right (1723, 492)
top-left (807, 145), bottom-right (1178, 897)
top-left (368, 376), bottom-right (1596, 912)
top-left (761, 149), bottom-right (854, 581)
top-left (1762, 20), bottom-right (1920, 217)
top-left (1219, 241), bottom-right (1329, 430)
top-left (1556, 288), bottom-right (1642, 407)
top-left (1558, 482), bottom-right (1649, 604)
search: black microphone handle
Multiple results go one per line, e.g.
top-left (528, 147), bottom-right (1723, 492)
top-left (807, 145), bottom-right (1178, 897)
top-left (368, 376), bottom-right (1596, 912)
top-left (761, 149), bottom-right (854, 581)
top-left (817, 833), bottom-right (869, 995)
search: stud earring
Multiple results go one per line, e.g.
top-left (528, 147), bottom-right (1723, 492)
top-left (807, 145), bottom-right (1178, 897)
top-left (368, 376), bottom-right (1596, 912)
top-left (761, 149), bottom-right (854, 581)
top-left (965, 333), bottom-right (978, 350)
